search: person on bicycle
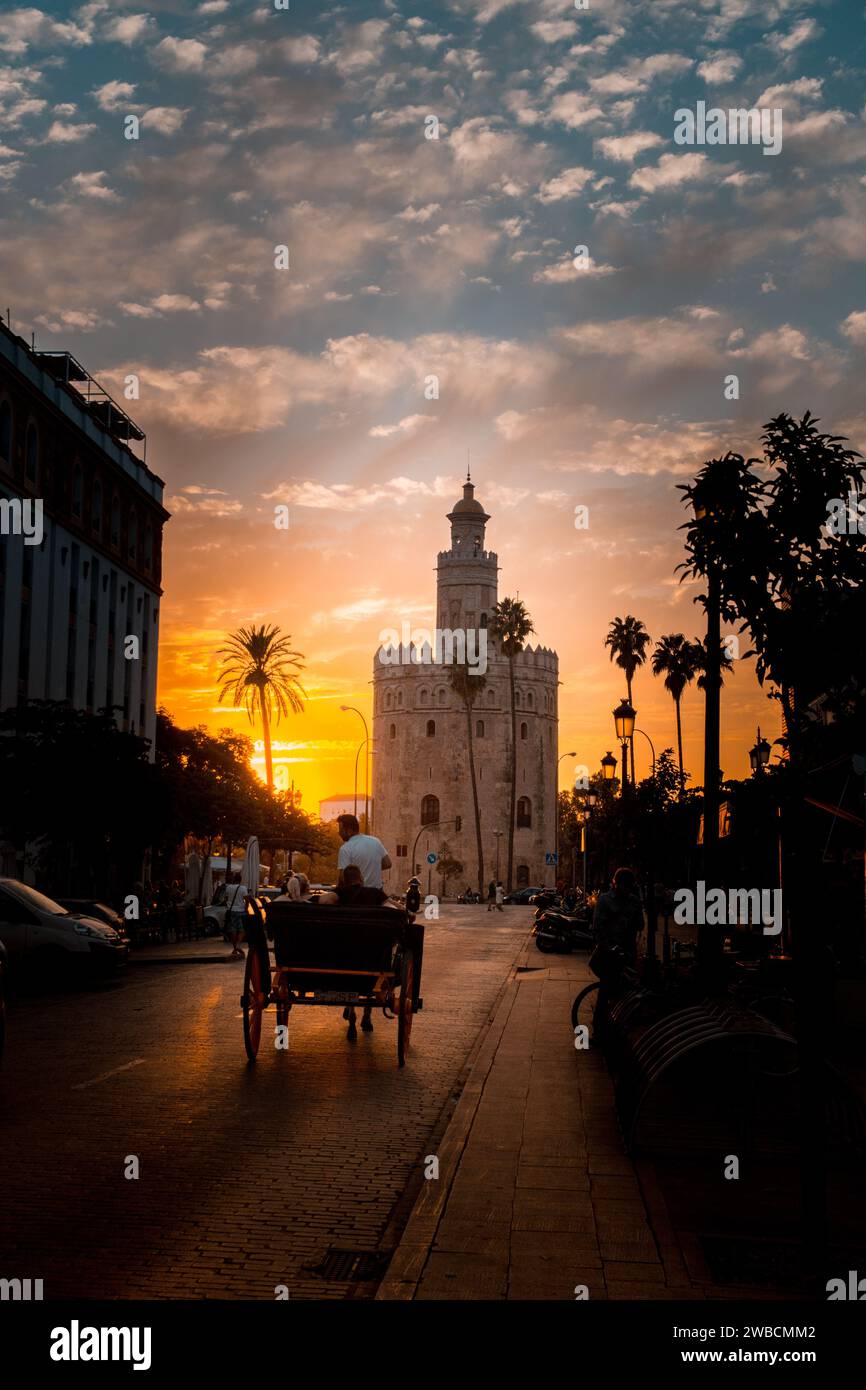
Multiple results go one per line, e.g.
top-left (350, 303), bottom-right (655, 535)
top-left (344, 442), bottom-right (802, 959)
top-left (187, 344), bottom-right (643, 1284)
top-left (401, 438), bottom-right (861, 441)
top-left (593, 867), bottom-right (643, 964)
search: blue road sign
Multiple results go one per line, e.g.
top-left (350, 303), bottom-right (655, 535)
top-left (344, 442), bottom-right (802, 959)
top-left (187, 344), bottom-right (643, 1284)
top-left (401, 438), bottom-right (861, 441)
top-left (545, 852), bottom-right (558, 865)
top-left (426, 852), bottom-right (438, 864)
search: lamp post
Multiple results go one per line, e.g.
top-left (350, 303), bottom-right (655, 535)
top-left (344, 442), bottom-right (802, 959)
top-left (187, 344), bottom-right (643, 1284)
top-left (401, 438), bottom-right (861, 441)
top-left (613, 699), bottom-right (635, 796)
top-left (410, 818), bottom-right (458, 895)
top-left (554, 751), bottom-right (576, 885)
top-left (601, 750), bottom-right (617, 784)
top-left (633, 726), bottom-right (656, 779)
top-left (340, 704), bottom-right (370, 830)
top-left (749, 726), bottom-right (771, 776)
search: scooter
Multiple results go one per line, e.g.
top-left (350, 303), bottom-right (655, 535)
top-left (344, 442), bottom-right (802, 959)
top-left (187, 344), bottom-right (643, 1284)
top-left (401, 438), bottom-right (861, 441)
top-left (532, 908), bottom-right (595, 954)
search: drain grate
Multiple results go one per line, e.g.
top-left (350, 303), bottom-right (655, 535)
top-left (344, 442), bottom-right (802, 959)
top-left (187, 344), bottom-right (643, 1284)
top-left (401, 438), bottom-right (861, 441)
top-left (303, 1248), bottom-right (393, 1282)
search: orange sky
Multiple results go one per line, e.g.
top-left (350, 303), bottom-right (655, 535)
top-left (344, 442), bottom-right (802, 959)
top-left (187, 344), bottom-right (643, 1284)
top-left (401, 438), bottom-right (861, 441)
top-left (155, 471), bottom-right (780, 818)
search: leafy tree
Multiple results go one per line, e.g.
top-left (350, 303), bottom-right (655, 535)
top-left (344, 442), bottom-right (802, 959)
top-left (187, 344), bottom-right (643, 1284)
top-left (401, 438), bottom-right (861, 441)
top-left (489, 596), bottom-right (535, 892)
top-left (216, 624), bottom-right (306, 790)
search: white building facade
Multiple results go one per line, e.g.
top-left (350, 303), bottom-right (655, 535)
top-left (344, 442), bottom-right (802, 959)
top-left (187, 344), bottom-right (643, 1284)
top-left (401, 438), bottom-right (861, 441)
top-left (372, 479), bottom-right (558, 897)
top-left (0, 322), bottom-right (168, 753)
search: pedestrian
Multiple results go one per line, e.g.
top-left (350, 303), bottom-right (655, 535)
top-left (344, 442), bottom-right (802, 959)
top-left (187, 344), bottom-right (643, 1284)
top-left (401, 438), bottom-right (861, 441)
top-left (487, 879), bottom-right (496, 911)
top-left (495, 882), bottom-right (504, 912)
top-left (224, 872), bottom-right (247, 959)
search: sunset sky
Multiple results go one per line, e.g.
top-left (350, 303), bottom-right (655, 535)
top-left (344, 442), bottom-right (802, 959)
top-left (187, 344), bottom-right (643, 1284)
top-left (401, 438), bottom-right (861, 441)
top-left (2, 0), bottom-right (865, 814)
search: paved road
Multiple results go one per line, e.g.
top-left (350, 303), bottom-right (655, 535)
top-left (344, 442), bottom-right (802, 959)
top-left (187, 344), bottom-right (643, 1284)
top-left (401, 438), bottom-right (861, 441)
top-left (0, 906), bottom-right (530, 1300)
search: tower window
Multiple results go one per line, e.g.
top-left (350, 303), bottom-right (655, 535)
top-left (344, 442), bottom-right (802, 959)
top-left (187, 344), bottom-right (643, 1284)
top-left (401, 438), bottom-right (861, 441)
top-left (421, 794), bottom-right (439, 826)
top-left (520, 722), bottom-right (528, 740)
top-left (527, 692), bottom-right (534, 710)
top-left (475, 719), bottom-right (484, 737)
top-left (455, 816), bottom-right (462, 832)
top-left (426, 719), bottom-right (435, 737)
top-left (389, 723), bottom-right (396, 739)
top-left (480, 612), bottom-right (487, 628)
top-left (517, 797), bottom-right (532, 828)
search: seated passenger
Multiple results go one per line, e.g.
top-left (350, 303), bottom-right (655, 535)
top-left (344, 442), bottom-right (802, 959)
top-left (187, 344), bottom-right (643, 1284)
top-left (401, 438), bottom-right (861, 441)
top-left (336, 863), bottom-right (387, 907)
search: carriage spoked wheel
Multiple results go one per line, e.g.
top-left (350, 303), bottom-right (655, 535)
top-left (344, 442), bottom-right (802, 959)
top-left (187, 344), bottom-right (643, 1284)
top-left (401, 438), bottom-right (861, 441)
top-left (242, 945), bottom-right (270, 1062)
top-left (397, 947), bottom-right (415, 1068)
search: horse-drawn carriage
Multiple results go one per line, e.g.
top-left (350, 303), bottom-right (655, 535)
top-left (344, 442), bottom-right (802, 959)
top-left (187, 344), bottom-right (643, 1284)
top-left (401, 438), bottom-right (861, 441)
top-left (240, 895), bottom-right (424, 1066)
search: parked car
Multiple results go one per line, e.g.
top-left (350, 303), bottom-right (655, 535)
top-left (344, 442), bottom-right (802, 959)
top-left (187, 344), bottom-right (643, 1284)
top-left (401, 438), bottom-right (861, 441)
top-left (0, 878), bottom-right (128, 981)
top-left (58, 899), bottom-right (127, 935)
top-left (203, 883), bottom-right (280, 937)
top-left (503, 885), bottom-right (545, 905)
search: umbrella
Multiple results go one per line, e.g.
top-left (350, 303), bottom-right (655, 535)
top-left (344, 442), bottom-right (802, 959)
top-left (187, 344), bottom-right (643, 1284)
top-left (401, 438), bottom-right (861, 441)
top-left (240, 836), bottom-right (260, 897)
top-left (184, 852), bottom-right (201, 903)
top-left (200, 855), bottom-right (214, 905)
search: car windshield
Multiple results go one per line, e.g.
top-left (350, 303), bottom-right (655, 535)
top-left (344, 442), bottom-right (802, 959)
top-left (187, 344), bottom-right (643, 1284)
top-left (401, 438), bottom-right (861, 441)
top-left (9, 882), bottom-right (69, 916)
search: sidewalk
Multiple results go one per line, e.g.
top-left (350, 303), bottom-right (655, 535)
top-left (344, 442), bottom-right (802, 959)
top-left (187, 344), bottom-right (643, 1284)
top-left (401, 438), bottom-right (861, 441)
top-left (128, 938), bottom-right (242, 966)
top-left (378, 936), bottom-right (700, 1301)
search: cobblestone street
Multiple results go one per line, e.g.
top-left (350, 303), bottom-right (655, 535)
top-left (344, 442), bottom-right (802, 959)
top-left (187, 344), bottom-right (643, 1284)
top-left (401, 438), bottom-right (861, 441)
top-left (0, 906), bottom-right (530, 1300)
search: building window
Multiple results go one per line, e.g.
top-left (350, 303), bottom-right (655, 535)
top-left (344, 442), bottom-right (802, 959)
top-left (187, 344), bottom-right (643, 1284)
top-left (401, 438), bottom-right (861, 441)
top-left (426, 719), bottom-right (436, 737)
top-left (517, 864), bottom-right (530, 888)
top-left (421, 794), bottom-right (439, 826)
top-left (527, 692), bottom-right (534, 710)
top-left (0, 400), bottom-right (11, 463)
top-left (110, 494), bottom-right (120, 549)
top-left (143, 522), bottom-right (153, 574)
top-left (72, 461), bottom-right (82, 518)
top-left (475, 719), bottom-right (484, 737)
top-left (487, 688), bottom-right (495, 706)
top-left (455, 816), bottom-right (462, 832)
top-left (24, 422), bottom-right (38, 484)
top-left (515, 690), bottom-right (522, 707)
top-left (397, 689), bottom-right (403, 708)
top-left (385, 690), bottom-right (393, 710)
top-left (91, 479), bottom-right (102, 534)
top-left (438, 688), bottom-right (446, 706)
top-left (127, 508), bottom-right (137, 563)
top-left (480, 612), bottom-right (487, 627)
top-left (520, 721), bottom-right (528, 740)
top-left (389, 723), bottom-right (396, 739)
top-left (517, 796), bottom-right (532, 828)
top-left (420, 687), bottom-right (429, 707)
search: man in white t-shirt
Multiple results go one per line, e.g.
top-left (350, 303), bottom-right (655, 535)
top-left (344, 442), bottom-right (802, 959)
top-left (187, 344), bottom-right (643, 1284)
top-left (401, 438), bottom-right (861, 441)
top-left (336, 814), bottom-right (391, 890)
top-left (335, 814), bottom-right (392, 1040)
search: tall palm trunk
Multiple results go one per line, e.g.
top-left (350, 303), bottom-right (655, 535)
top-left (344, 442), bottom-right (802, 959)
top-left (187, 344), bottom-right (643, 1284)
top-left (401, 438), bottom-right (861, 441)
top-left (260, 693), bottom-right (273, 790)
top-left (674, 692), bottom-right (685, 798)
top-left (506, 656), bottom-right (516, 892)
top-left (626, 673), bottom-right (635, 786)
top-left (463, 702), bottom-right (485, 896)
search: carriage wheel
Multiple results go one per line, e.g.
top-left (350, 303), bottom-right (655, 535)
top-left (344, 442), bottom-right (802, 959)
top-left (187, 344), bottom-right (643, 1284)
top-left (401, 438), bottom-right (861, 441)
top-left (242, 944), bottom-right (269, 1062)
top-left (397, 948), bottom-right (415, 1068)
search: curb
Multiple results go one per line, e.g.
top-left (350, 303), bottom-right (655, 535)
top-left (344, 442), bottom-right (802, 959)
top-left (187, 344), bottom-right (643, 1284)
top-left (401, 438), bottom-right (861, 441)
top-left (376, 936), bottom-right (531, 1301)
top-left (128, 952), bottom-right (241, 967)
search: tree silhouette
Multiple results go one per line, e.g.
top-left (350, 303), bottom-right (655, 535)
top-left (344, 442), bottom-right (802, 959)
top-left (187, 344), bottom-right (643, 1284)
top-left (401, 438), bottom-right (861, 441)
top-left (605, 615), bottom-right (652, 785)
top-left (216, 624), bottom-right (306, 790)
top-left (651, 634), bottom-right (701, 796)
top-left (490, 596), bottom-right (534, 892)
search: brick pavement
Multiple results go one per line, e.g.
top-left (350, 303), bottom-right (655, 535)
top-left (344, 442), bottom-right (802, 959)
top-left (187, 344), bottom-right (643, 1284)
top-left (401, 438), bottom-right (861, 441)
top-left (0, 906), bottom-right (528, 1300)
top-left (379, 938), bottom-right (704, 1301)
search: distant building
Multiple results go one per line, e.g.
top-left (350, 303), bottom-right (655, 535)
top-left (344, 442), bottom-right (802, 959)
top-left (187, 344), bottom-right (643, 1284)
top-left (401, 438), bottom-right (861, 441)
top-left (372, 477), bottom-right (558, 894)
top-left (319, 794), bottom-right (371, 823)
top-left (0, 321), bottom-right (169, 755)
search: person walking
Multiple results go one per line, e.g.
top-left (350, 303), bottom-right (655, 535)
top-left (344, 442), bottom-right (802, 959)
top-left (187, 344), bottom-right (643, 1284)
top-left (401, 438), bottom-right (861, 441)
top-left (494, 882), bottom-right (505, 912)
top-left (224, 872), bottom-right (247, 959)
top-left (487, 879), bottom-right (496, 912)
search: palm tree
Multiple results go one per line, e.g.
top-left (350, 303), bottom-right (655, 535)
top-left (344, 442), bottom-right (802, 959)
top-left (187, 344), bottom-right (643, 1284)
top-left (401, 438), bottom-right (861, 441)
top-left (216, 624), bottom-right (306, 790)
top-left (604, 615), bottom-right (652, 785)
top-left (449, 663), bottom-right (487, 897)
top-left (692, 636), bottom-right (736, 694)
top-left (489, 596), bottom-right (534, 893)
top-left (651, 634), bottom-right (701, 796)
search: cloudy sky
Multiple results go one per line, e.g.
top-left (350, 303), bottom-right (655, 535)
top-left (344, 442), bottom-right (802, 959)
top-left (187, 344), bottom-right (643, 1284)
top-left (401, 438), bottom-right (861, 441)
top-left (2, 0), bottom-right (864, 810)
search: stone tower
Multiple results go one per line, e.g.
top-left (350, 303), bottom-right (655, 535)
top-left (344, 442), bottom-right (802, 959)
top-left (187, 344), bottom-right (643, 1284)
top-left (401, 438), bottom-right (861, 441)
top-left (372, 477), bottom-right (558, 898)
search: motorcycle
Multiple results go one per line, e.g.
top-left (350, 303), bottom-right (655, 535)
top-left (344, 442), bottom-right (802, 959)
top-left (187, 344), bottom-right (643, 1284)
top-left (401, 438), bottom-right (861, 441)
top-left (532, 908), bottom-right (595, 954)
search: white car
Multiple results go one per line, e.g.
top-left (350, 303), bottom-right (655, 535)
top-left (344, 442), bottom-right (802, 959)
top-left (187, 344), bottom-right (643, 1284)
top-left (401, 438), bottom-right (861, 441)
top-left (0, 878), bottom-right (129, 979)
top-left (203, 883), bottom-right (280, 937)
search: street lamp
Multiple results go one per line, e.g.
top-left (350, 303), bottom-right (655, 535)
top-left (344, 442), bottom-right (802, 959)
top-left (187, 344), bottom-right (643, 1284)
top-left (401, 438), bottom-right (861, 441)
top-left (340, 704), bottom-right (370, 829)
top-left (749, 726), bottom-right (771, 775)
top-left (613, 699), bottom-right (635, 794)
top-left (601, 750), bottom-right (617, 783)
top-left (554, 751), bottom-right (576, 884)
top-left (633, 727), bottom-right (656, 778)
top-left (493, 829), bottom-right (504, 881)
